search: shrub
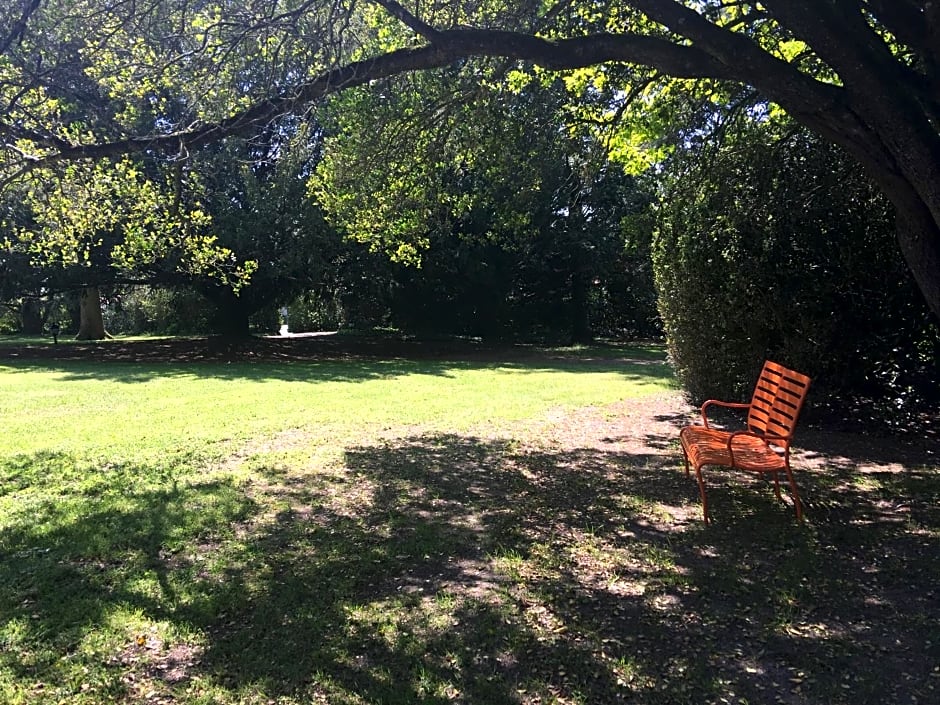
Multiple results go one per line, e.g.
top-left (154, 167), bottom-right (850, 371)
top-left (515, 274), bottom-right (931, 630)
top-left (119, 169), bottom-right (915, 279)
top-left (653, 121), bottom-right (939, 428)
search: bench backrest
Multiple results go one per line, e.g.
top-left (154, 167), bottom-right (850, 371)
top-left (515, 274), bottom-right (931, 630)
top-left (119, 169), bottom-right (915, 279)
top-left (746, 360), bottom-right (812, 443)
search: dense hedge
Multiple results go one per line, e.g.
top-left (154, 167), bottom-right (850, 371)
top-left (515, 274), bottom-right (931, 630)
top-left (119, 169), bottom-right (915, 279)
top-left (653, 122), bottom-right (939, 428)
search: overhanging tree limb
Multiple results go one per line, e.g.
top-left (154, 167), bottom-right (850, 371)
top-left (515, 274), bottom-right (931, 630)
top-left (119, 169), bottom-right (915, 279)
top-left (8, 29), bottom-right (742, 167)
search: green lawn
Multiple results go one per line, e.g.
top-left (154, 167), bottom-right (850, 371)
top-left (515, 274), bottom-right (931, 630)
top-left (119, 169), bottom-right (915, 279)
top-left (0, 351), bottom-right (672, 458)
top-left (0, 341), bottom-right (937, 704)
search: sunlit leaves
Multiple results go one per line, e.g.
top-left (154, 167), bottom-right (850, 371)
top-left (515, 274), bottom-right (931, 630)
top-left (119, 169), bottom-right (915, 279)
top-left (311, 46), bottom-right (654, 291)
top-left (310, 71), bottom-right (466, 261)
top-left (13, 158), bottom-right (255, 289)
top-left (1, 0), bottom-right (346, 152)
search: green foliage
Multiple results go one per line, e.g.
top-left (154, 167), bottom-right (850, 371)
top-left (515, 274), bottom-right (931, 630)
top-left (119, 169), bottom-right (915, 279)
top-left (313, 64), bottom-right (661, 342)
top-left (286, 289), bottom-right (347, 332)
top-left (1, 1), bottom-right (342, 153)
top-left (6, 158), bottom-right (255, 291)
top-left (378, 163), bottom-right (660, 342)
top-left (7, 0), bottom-right (934, 358)
top-left (0, 1), bottom-right (343, 296)
top-left (653, 117), bottom-right (939, 424)
top-left (189, 124), bottom-right (345, 336)
top-left (0, 307), bottom-right (17, 335)
top-left (1, 0), bottom-right (939, 331)
top-left (101, 286), bottom-right (213, 336)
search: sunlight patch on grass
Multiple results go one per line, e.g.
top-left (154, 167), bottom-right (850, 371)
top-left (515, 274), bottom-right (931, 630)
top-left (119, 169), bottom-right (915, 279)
top-left (851, 475), bottom-right (884, 491)
top-left (0, 355), bottom-right (674, 464)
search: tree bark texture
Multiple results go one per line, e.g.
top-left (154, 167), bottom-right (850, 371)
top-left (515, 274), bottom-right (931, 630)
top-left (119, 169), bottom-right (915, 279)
top-left (207, 289), bottom-right (253, 339)
top-left (76, 286), bottom-right (106, 340)
top-left (19, 297), bottom-right (42, 335)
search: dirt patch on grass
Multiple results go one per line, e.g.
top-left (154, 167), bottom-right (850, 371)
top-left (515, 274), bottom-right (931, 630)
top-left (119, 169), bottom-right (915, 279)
top-left (209, 377), bottom-right (938, 704)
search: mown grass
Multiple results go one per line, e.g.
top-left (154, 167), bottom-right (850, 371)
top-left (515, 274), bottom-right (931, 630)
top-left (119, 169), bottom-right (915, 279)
top-left (1, 340), bottom-right (937, 705)
top-left (0, 349), bottom-right (671, 457)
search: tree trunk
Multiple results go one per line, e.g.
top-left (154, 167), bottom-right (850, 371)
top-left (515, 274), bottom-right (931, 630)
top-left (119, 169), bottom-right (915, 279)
top-left (67, 292), bottom-right (81, 333)
top-left (569, 266), bottom-right (593, 344)
top-left (805, 122), bottom-right (940, 323)
top-left (210, 291), bottom-right (253, 339)
top-left (885, 187), bottom-right (940, 325)
top-left (20, 297), bottom-right (42, 335)
top-left (75, 286), bottom-right (107, 340)
top-left (216, 309), bottom-right (251, 338)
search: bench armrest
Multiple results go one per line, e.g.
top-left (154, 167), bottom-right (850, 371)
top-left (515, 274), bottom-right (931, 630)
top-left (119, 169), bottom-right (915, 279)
top-left (700, 400), bottom-right (751, 428)
top-left (725, 429), bottom-right (767, 467)
top-left (725, 430), bottom-right (792, 467)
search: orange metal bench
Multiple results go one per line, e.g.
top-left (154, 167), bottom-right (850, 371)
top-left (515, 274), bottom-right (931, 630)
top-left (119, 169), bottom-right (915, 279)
top-left (679, 360), bottom-right (812, 522)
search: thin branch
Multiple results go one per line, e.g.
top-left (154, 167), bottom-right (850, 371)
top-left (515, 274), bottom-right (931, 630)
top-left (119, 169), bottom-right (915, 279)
top-left (370, 0), bottom-right (443, 41)
top-left (0, 0), bottom-right (41, 56)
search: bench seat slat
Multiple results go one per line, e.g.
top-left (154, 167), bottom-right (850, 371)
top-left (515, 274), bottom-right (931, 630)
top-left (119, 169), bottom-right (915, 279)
top-left (680, 426), bottom-right (786, 472)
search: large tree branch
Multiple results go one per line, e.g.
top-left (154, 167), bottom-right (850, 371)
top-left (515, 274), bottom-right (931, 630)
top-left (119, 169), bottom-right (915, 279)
top-left (9, 28), bottom-right (756, 167)
top-left (0, 5), bottom-right (893, 200)
top-left (761, 0), bottom-right (904, 85)
top-left (763, 0), bottom-right (940, 120)
top-left (758, 1), bottom-right (940, 190)
top-left (618, 1), bottom-right (849, 120)
top-left (555, 2), bottom-right (877, 170)
top-left (0, 0), bottom-right (41, 57)
top-left (621, 1), bottom-right (798, 72)
top-left (762, 0), bottom-right (936, 124)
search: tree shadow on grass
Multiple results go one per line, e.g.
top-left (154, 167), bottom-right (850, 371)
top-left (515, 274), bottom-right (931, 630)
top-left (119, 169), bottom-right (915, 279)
top-left (0, 336), bottom-right (676, 386)
top-left (186, 435), bottom-right (684, 703)
top-left (0, 358), bottom-right (677, 390)
top-left (195, 432), bottom-right (939, 704)
top-left (2, 433), bottom-right (937, 704)
top-left (0, 452), bottom-right (259, 700)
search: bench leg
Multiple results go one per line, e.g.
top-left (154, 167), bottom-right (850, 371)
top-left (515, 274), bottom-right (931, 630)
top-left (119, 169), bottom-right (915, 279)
top-left (784, 467), bottom-right (804, 521)
top-left (771, 471), bottom-right (782, 501)
top-left (693, 465), bottom-right (710, 523)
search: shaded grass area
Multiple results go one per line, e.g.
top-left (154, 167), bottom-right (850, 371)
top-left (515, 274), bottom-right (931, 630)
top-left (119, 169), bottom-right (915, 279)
top-left (4, 437), bottom-right (937, 704)
top-left (0, 333), bottom-right (668, 366)
top-left (0, 342), bottom-right (937, 704)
